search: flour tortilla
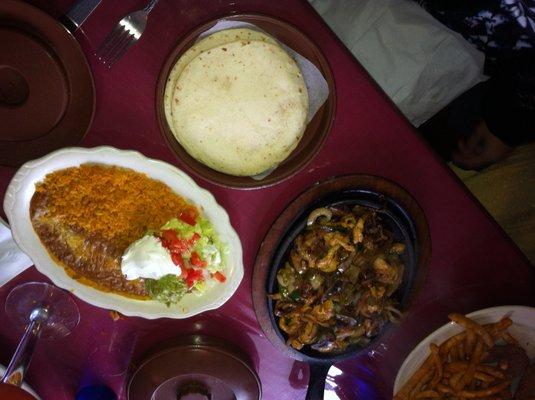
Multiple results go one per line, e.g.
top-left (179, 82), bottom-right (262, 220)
top-left (164, 28), bottom-right (278, 133)
top-left (170, 40), bottom-right (309, 176)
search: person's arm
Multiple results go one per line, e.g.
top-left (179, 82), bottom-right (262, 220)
top-left (452, 118), bottom-right (514, 170)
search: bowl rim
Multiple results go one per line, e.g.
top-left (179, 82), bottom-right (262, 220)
top-left (3, 146), bottom-right (244, 319)
top-left (0, 364), bottom-right (41, 399)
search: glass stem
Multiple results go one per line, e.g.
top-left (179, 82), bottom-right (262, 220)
top-left (2, 314), bottom-right (43, 385)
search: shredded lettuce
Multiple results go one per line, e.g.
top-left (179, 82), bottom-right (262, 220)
top-left (161, 216), bottom-right (228, 273)
top-left (147, 216), bottom-right (229, 305)
top-left (192, 280), bottom-right (207, 296)
top-left (145, 274), bottom-right (187, 306)
top-left (162, 218), bottom-right (198, 237)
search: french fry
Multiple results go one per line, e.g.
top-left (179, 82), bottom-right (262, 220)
top-left (446, 362), bottom-right (467, 372)
top-left (476, 365), bottom-right (505, 379)
top-left (499, 331), bottom-right (518, 345)
top-left (395, 313), bottom-right (517, 400)
top-left (394, 356), bottom-right (434, 400)
top-left (430, 343), bottom-right (443, 387)
top-left (410, 368), bottom-right (435, 399)
top-left (449, 371), bottom-right (464, 389)
top-left (448, 314), bottom-right (493, 348)
top-left (458, 341), bottom-right (466, 361)
top-left (446, 362), bottom-right (500, 376)
top-left (485, 317), bottom-right (513, 339)
top-left (414, 390), bottom-right (440, 399)
top-left (473, 371), bottom-right (495, 383)
top-left (450, 345), bottom-right (461, 362)
top-left (456, 381), bottom-right (510, 398)
top-left (465, 330), bottom-right (476, 355)
top-left (437, 383), bottom-right (453, 394)
top-left (456, 339), bottom-right (484, 391)
top-left (439, 332), bottom-right (466, 356)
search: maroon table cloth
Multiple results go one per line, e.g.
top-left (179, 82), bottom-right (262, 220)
top-left (1, 1), bottom-right (534, 399)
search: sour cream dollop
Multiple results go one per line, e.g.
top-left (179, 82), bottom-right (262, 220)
top-left (121, 235), bottom-right (181, 280)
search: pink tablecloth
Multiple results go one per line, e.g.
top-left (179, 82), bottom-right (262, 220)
top-left (0, 1), bottom-right (533, 399)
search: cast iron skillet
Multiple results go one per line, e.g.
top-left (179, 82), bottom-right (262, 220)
top-left (252, 175), bottom-right (431, 399)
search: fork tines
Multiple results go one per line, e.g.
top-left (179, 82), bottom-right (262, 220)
top-left (97, 21), bottom-right (137, 66)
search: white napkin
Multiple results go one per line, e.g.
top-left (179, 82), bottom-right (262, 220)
top-left (309, 0), bottom-right (486, 127)
top-left (0, 217), bottom-right (33, 286)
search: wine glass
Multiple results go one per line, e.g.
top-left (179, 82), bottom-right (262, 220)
top-left (0, 282), bottom-right (80, 399)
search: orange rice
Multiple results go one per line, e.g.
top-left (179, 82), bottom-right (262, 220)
top-left (33, 164), bottom-right (192, 251)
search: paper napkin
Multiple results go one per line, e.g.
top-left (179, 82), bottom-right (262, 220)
top-left (0, 218), bottom-right (32, 286)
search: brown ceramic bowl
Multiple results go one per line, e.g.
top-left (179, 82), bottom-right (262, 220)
top-left (0, 0), bottom-right (95, 167)
top-left (156, 14), bottom-right (336, 189)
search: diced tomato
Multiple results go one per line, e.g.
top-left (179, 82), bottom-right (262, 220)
top-left (189, 232), bottom-right (201, 245)
top-left (160, 230), bottom-right (190, 253)
top-left (170, 252), bottom-right (184, 268)
top-left (182, 268), bottom-right (190, 280)
top-left (190, 251), bottom-right (207, 268)
top-left (212, 271), bottom-right (226, 283)
top-left (179, 208), bottom-right (197, 226)
top-left (184, 268), bottom-right (204, 288)
top-left (161, 229), bottom-right (179, 245)
top-left (170, 239), bottom-right (190, 254)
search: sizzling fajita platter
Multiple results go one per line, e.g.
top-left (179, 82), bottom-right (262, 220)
top-left (252, 175), bottom-right (431, 399)
top-left (3, 146), bottom-right (243, 319)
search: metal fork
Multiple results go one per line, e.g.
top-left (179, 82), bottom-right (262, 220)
top-left (97, 0), bottom-right (160, 66)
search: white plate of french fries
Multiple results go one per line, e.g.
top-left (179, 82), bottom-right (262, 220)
top-left (394, 305), bottom-right (535, 399)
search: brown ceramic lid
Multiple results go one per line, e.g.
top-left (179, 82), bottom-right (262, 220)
top-left (0, 383), bottom-right (38, 400)
top-left (156, 14), bottom-right (336, 189)
top-left (128, 335), bottom-right (262, 400)
top-left (0, 0), bottom-right (95, 167)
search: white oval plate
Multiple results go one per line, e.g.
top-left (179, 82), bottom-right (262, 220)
top-left (394, 305), bottom-right (535, 395)
top-left (3, 146), bottom-right (243, 319)
top-left (0, 364), bottom-right (40, 399)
